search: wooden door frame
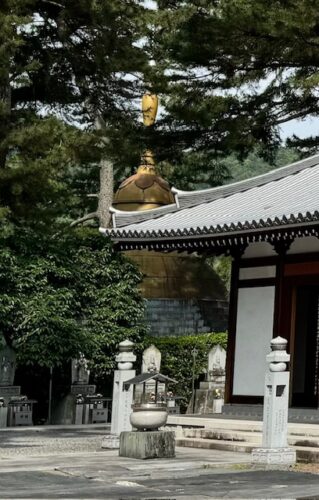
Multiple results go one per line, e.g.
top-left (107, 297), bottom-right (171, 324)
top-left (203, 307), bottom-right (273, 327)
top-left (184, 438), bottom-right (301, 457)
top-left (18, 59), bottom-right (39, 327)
top-left (280, 273), bottom-right (319, 407)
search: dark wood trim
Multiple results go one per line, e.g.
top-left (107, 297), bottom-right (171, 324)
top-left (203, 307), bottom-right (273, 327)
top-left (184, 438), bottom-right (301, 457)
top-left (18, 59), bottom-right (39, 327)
top-left (284, 274), bottom-right (319, 286)
top-left (285, 251), bottom-right (319, 264)
top-left (284, 261), bottom-right (319, 277)
top-left (272, 240), bottom-right (293, 337)
top-left (232, 251), bottom-right (319, 269)
top-left (239, 256), bottom-right (278, 267)
top-left (225, 259), bottom-right (239, 404)
top-left (116, 225), bottom-right (319, 254)
top-left (229, 395), bottom-right (263, 405)
top-left (273, 260), bottom-right (282, 338)
top-left (238, 278), bottom-right (276, 288)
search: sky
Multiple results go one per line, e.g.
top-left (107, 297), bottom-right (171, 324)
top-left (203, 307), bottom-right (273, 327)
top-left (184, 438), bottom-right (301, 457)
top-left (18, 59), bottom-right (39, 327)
top-left (280, 117), bottom-right (319, 141)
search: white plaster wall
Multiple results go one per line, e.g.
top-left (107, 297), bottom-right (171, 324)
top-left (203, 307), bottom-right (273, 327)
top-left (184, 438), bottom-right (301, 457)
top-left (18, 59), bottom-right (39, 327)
top-left (287, 236), bottom-right (319, 255)
top-left (242, 242), bottom-right (277, 259)
top-left (239, 266), bottom-right (276, 280)
top-left (233, 286), bottom-right (275, 396)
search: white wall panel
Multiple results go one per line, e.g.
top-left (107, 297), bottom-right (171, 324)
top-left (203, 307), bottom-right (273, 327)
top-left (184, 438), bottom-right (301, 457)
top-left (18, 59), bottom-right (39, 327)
top-left (242, 242), bottom-right (277, 259)
top-left (239, 266), bottom-right (276, 280)
top-left (233, 286), bottom-right (275, 396)
top-left (287, 236), bottom-right (319, 254)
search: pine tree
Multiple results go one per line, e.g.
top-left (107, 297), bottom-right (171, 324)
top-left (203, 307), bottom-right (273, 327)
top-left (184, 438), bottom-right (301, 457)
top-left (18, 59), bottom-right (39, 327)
top-left (0, 0), bottom-right (151, 370)
top-left (149, 0), bottom-right (319, 156)
top-left (0, 0), bottom-right (151, 227)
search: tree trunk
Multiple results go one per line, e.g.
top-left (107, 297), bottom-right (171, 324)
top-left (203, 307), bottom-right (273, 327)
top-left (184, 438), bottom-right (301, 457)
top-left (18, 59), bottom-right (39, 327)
top-left (0, 79), bottom-right (11, 169)
top-left (70, 125), bottom-right (114, 228)
top-left (96, 157), bottom-right (113, 228)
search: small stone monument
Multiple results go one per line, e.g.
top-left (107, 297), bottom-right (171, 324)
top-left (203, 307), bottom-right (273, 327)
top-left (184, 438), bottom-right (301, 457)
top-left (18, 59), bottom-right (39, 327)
top-left (0, 343), bottom-right (33, 428)
top-left (70, 354), bottom-right (96, 400)
top-left (208, 344), bottom-right (226, 386)
top-left (137, 345), bottom-right (163, 402)
top-left (0, 345), bottom-right (16, 387)
top-left (102, 340), bottom-right (136, 449)
top-left (252, 336), bottom-right (296, 466)
top-left (188, 344), bottom-right (226, 414)
top-left (0, 344), bottom-right (21, 426)
top-left (72, 354), bottom-right (90, 385)
top-left (142, 345), bottom-right (161, 373)
top-left (54, 354), bottom-right (97, 425)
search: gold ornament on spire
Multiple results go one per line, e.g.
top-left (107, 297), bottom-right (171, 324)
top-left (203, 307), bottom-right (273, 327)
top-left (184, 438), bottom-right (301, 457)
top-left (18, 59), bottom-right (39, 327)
top-left (142, 93), bottom-right (159, 126)
top-left (112, 92), bottom-right (174, 212)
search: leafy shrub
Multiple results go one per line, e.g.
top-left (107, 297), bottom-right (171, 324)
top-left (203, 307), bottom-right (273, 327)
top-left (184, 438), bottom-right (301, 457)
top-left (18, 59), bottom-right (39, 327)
top-left (141, 332), bottom-right (227, 412)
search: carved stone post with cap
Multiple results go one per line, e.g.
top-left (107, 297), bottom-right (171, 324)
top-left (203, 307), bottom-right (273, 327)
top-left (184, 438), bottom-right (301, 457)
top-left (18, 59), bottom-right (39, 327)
top-left (102, 340), bottom-right (136, 449)
top-left (252, 336), bottom-right (296, 465)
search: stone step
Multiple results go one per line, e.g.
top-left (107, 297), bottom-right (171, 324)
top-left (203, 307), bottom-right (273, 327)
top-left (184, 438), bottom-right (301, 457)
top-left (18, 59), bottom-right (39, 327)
top-left (183, 428), bottom-right (261, 444)
top-left (167, 415), bottom-right (319, 437)
top-left (167, 415), bottom-right (262, 432)
top-left (176, 437), bottom-right (257, 454)
top-left (176, 438), bottom-right (319, 463)
top-left (182, 428), bottom-right (319, 448)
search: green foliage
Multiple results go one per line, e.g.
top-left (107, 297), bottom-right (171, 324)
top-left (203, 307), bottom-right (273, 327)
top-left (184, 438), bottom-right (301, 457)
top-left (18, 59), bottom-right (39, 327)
top-left (223, 147), bottom-right (301, 184)
top-left (143, 332), bottom-right (227, 412)
top-left (208, 256), bottom-right (232, 297)
top-left (0, 0), bottom-right (152, 224)
top-left (0, 226), bottom-right (147, 371)
top-left (148, 0), bottom-right (319, 156)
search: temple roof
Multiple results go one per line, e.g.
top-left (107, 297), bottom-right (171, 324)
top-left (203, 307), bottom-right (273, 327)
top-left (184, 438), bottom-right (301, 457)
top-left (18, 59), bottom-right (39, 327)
top-left (100, 154), bottom-right (319, 252)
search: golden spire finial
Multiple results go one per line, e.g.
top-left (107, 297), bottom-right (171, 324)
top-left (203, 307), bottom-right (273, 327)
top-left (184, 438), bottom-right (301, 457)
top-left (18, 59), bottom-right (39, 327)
top-left (137, 149), bottom-right (156, 174)
top-left (142, 93), bottom-right (159, 126)
top-left (112, 92), bottom-right (174, 211)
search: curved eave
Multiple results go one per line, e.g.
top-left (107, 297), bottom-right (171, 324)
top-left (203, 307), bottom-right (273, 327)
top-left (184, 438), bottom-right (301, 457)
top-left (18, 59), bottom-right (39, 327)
top-left (112, 153), bottom-right (319, 228)
top-left (100, 211), bottom-right (319, 252)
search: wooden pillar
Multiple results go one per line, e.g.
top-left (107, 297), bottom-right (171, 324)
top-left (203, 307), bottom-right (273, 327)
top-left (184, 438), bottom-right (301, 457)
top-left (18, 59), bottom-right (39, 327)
top-left (224, 245), bottom-right (246, 404)
top-left (272, 238), bottom-right (294, 339)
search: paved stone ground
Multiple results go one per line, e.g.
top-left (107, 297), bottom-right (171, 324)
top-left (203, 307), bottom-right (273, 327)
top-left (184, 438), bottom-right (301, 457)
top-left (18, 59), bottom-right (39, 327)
top-left (0, 425), bottom-right (319, 498)
top-left (0, 424), bottom-right (108, 457)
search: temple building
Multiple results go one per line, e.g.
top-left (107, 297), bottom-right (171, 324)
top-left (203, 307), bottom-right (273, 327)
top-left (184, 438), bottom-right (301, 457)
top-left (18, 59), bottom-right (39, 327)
top-left (110, 96), bottom-right (228, 337)
top-left (101, 154), bottom-right (319, 410)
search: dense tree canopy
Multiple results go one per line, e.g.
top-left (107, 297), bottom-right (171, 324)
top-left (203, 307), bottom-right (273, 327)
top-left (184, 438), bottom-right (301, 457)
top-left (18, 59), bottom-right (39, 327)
top-left (0, 0), bottom-right (152, 370)
top-left (0, 0), bottom-right (152, 226)
top-left (0, 226), bottom-right (147, 372)
top-left (0, 0), bottom-right (315, 373)
top-left (148, 0), bottom-right (319, 159)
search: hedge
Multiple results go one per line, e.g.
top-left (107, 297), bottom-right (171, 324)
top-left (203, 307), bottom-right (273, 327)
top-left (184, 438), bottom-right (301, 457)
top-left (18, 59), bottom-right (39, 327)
top-left (140, 332), bottom-right (227, 412)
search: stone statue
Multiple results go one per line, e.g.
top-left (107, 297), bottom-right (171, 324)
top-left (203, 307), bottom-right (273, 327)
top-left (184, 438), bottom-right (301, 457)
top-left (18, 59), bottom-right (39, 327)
top-left (142, 345), bottom-right (161, 373)
top-left (208, 345), bottom-right (226, 381)
top-left (0, 346), bottom-right (16, 387)
top-left (71, 354), bottom-right (90, 385)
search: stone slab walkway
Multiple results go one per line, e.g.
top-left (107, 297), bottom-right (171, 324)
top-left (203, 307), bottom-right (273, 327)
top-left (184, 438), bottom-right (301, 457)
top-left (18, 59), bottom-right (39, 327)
top-left (0, 425), bottom-right (318, 498)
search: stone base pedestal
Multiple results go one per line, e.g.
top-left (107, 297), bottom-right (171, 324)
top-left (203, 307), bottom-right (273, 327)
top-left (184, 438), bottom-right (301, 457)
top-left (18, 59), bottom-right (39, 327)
top-left (119, 431), bottom-right (175, 459)
top-left (70, 384), bottom-right (96, 396)
top-left (0, 386), bottom-right (21, 405)
top-left (101, 434), bottom-right (120, 449)
top-left (252, 447), bottom-right (296, 465)
top-left (0, 407), bottom-right (8, 428)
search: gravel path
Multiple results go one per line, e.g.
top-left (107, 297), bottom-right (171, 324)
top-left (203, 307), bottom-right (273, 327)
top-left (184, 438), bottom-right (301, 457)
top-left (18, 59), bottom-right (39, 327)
top-left (0, 425), bottom-right (110, 457)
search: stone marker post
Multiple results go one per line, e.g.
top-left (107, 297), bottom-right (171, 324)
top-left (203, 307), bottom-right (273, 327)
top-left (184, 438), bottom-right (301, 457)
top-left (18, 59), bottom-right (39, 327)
top-left (252, 336), bottom-right (296, 465)
top-left (102, 340), bottom-right (136, 449)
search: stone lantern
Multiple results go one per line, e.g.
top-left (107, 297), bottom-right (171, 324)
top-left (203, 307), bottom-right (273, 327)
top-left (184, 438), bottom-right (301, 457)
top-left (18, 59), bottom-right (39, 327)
top-left (119, 371), bottom-right (177, 459)
top-left (123, 372), bottom-right (177, 431)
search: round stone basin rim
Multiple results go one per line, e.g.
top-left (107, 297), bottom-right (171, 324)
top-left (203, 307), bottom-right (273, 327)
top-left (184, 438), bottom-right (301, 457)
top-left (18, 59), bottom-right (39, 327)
top-left (131, 402), bottom-right (167, 412)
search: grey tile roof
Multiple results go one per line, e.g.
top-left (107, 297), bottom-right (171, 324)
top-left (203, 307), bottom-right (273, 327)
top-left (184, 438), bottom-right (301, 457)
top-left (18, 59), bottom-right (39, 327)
top-left (101, 154), bottom-right (319, 242)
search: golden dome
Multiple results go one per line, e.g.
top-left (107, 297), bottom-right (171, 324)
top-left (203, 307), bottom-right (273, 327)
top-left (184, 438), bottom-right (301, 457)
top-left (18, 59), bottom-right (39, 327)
top-left (113, 150), bottom-right (175, 212)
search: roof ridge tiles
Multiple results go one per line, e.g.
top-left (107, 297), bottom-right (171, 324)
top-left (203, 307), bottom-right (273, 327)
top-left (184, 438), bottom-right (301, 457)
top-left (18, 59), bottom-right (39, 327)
top-left (111, 152), bottom-right (319, 228)
top-left (106, 209), bottom-right (319, 243)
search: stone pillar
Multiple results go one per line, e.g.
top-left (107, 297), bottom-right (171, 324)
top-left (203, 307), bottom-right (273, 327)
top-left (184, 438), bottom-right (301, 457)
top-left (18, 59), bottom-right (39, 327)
top-left (252, 336), bottom-right (296, 465)
top-left (102, 340), bottom-right (136, 449)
